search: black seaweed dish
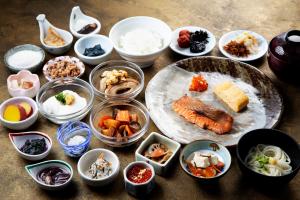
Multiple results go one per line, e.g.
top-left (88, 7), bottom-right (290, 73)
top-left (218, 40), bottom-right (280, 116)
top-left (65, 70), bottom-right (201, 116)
top-left (236, 129), bottom-right (300, 185)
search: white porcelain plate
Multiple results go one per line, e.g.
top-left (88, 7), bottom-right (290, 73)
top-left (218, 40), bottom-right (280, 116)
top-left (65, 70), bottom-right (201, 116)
top-left (169, 26), bottom-right (216, 57)
top-left (218, 30), bottom-right (268, 61)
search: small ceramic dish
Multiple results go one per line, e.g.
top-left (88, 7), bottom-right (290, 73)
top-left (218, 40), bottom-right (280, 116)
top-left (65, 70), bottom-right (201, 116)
top-left (0, 97), bottom-right (38, 130)
top-left (89, 60), bottom-right (144, 100)
top-left (219, 30), bottom-right (268, 61)
top-left (236, 129), bottom-right (300, 185)
top-left (57, 121), bottom-right (92, 157)
top-left (123, 161), bottom-right (155, 197)
top-left (7, 70), bottom-right (40, 98)
top-left (180, 140), bottom-right (231, 182)
top-left (36, 14), bottom-right (73, 55)
top-left (9, 131), bottom-right (52, 161)
top-left (43, 56), bottom-right (85, 81)
top-left (69, 6), bottom-right (101, 39)
top-left (109, 16), bottom-right (172, 67)
top-left (36, 78), bottom-right (94, 124)
top-left (25, 160), bottom-right (73, 190)
top-left (74, 34), bottom-right (113, 65)
top-left (169, 26), bottom-right (216, 57)
top-left (90, 99), bottom-right (150, 147)
top-left (135, 132), bottom-right (181, 176)
top-left (4, 44), bottom-right (45, 72)
top-left (77, 148), bottom-right (120, 186)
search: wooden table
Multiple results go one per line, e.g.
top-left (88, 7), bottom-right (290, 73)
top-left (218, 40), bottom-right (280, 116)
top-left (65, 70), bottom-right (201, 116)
top-left (1, 0), bottom-right (299, 199)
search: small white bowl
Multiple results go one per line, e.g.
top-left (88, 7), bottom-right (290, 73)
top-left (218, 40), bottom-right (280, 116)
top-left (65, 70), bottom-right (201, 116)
top-left (4, 44), bottom-right (45, 72)
top-left (9, 131), bottom-right (52, 161)
top-left (123, 161), bottom-right (155, 197)
top-left (135, 132), bottom-right (181, 176)
top-left (36, 14), bottom-right (73, 55)
top-left (169, 26), bottom-right (216, 57)
top-left (0, 97), bottom-right (38, 130)
top-left (69, 6), bottom-right (101, 39)
top-left (25, 160), bottom-right (73, 190)
top-left (74, 34), bottom-right (113, 65)
top-left (7, 70), bottom-right (40, 98)
top-left (109, 16), bottom-right (172, 68)
top-left (77, 148), bottom-right (120, 186)
top-left (218, 30), bottom-right (268, 61)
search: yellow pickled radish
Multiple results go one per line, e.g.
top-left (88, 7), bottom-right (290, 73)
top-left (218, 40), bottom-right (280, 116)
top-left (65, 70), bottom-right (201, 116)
top-left (3, 105), bottom-right (21, 122)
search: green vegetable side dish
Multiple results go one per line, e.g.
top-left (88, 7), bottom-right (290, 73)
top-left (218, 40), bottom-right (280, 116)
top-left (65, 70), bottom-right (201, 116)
top-left (55, 92), bottom-right (66, 105)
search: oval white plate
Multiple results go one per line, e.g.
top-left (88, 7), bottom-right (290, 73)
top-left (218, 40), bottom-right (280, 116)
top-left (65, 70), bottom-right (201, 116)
top-left (218, 30), bottom-right (268, 61)
top-left (169, 26), bottom-right (216, 57)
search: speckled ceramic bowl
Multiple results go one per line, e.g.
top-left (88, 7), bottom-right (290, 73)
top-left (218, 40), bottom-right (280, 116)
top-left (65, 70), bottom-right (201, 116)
top-left (4, 44), bottom-right (45, 72)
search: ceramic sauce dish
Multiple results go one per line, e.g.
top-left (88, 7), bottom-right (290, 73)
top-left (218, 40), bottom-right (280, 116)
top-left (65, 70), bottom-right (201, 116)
top-left (69, 6), bottom-right (101, 39)
top-left (7, 70), bottom-right (40, 98)
top-left (124, 161), bottom-right (155, 197)
top-left (36, 14), bottom-right (73, 55)
top-left (9, 131), bottom-right (52, 161)
top-left (135, 132), bottom-right (181, 176)
top-left (25, 160), bottom-right (73, 190)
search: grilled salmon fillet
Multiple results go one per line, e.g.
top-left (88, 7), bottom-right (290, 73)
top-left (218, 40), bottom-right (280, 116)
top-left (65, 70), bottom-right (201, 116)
top-left (172, 95), bottom-right (233, 134)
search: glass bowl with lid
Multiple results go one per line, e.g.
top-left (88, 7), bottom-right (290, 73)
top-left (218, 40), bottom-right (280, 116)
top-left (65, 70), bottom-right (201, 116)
top-left (90, 99), bottom-right (149, 147)
top-left (36, 78), bottom-right (94, 124)
top-left (89, 60), bottom-right (144, 100)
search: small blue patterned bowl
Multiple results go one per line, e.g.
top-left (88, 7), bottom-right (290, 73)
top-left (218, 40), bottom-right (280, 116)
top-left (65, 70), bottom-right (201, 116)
top-left (57, 121), bottom-right (92, 157)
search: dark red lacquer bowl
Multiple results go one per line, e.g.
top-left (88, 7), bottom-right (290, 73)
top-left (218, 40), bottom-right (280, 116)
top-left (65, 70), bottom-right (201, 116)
top-left (267, 30), bottom-right (300, 81)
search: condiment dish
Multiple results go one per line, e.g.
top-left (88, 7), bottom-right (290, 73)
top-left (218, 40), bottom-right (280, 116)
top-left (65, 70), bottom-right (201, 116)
top-left (4, 44), bottom-right (45, 72)
top-left (36, 78), bottom-right (94, 124)
top-left (89, 60), bottom-right (144, 100)
top-left (69, 6), bottom-right (101, 39)
top-left (123, 161), bottom-right (155, 197)
top-left (180, 140), bottom-right (231, 182)
top-left (36, 14), bottom-right (73, 55)
top-left (77, 148), bottom-right (120, 186)
top-left (90, 99), bottom-right (150, 147)
top-left (218, 30), bottom-right (268, 61)
top-left (0, 97), bottom-right (38, 130)
top-left (7, 70), bottom-right (40, 98)
top-left (236, 129), bottom-right (300, 184)
top-left (74, 34), bottom-right (113, 65)
top-left (43, 56), bottom-right (85, 81)
top-left (25, 160), bottom-right (73, 190)
top-left (169, 26), bottom-right (216, 57)
top-left (109, 16), bottom-right (172, 67)
top-left (135, 132), bottom-right (181, 176)
top-left (57, 121), bottom-right (92, 157)
top-left (9, 131), bottom-right (52, 161)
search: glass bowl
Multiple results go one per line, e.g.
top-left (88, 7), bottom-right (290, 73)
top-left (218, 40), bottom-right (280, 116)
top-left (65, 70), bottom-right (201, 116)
top-left (36, 78), bottom-right (94, 124)
top-left (57, 121), bottom-right (92, 157)
top-left (90, 99), bottom-right (150, 147)
top-left (89, 60), bottom-right (144, 100)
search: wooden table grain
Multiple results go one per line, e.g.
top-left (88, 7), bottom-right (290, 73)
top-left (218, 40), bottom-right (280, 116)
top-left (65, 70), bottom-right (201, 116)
top-left (0, 0), bottom-right (299, 199)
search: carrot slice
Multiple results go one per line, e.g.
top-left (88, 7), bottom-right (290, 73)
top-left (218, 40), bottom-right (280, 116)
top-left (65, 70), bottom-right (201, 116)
top-left (98, 116), bottom-right (112, 128)
top-left (116, 110), bottom-right (130, 123)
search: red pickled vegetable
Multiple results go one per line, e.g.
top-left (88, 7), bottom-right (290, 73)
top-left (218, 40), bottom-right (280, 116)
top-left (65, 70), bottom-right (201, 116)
top-left (177, 35), bottom-right (190, 48)
top-left (98, 116), bottom-right (112, 128)
top-left (189, 75), bottom-right (208, 92)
